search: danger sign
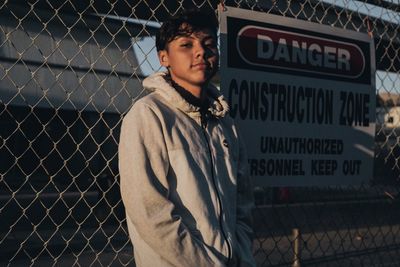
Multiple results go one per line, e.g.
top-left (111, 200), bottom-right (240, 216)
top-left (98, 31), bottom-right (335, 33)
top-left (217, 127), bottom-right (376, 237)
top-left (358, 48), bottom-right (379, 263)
top-left (237, 26), bottom-right (365, 78)
top-left (219, 7), bottom-right (376, 186)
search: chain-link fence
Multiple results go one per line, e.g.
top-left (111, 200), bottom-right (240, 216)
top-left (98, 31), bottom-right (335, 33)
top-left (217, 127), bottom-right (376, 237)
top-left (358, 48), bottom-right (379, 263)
top-left (0, 0), bottom-right (399, 266)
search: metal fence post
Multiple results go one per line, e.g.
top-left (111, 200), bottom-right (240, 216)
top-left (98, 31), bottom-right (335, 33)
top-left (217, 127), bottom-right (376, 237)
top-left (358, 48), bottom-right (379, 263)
top-left (293, 228), bottom-right (301, 267)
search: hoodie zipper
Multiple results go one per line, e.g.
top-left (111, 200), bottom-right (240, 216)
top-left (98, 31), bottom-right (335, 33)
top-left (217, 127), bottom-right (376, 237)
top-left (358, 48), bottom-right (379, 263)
top-left (200, 114), bottom-right (232, 264)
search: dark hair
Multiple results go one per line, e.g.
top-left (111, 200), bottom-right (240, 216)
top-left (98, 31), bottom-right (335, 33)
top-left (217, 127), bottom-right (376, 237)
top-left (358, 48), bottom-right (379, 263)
top-left (156, 9), bottom-right (218, 51)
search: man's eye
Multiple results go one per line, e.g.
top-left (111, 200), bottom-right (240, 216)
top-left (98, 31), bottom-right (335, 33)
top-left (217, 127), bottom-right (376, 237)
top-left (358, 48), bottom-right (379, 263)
top-left (205, 42), bottom-right (216, 48)
top-left (181, 43), bottom-right (192, 47)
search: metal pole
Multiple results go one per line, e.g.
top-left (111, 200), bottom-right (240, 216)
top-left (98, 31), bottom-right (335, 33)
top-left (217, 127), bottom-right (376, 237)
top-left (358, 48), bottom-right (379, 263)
top-left (292, 228), bottom-right (301, 267)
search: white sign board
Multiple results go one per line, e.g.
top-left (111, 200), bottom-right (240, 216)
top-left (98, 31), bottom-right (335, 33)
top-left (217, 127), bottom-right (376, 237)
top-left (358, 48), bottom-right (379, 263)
top-left (219, 7), bottom-right (376, 186)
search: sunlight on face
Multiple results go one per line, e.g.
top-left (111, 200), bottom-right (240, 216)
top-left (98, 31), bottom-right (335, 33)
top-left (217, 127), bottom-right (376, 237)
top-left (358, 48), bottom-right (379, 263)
top-left (158, 27), bottom-right (219, 96)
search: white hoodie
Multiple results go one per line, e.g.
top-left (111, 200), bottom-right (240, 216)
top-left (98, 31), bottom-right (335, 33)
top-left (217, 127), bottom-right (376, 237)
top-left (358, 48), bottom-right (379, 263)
top-left (119, 72), bottom-right (256, 267)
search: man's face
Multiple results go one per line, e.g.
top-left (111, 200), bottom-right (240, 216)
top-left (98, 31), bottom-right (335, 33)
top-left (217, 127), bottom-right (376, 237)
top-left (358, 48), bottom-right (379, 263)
top-left (158, 27), bottom-right (219, 91)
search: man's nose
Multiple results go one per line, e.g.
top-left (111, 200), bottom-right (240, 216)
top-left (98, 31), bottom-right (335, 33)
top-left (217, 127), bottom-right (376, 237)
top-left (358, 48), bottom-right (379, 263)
top-left (194, 44), bottom-right (206, 58)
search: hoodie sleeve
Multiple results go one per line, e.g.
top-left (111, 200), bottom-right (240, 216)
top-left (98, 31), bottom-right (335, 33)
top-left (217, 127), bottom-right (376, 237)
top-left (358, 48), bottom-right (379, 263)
top-left (235, 133), bottom-right (257, 267)
top-left (119, 102), bottom-right (225, 267)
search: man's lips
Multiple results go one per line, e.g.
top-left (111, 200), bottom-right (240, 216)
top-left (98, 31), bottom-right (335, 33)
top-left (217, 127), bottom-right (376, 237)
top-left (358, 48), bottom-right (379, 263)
top-left (192, 63), bottom-right (209, 70)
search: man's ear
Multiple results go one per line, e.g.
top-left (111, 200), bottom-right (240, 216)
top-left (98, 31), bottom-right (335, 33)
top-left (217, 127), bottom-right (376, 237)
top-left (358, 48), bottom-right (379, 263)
top-left (158, 50), bottom-right (169, 68)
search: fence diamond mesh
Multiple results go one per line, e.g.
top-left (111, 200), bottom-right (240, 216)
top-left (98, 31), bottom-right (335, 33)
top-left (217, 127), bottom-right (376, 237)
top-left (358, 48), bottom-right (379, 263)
top-left (0, 0), bottom-right (399, 266)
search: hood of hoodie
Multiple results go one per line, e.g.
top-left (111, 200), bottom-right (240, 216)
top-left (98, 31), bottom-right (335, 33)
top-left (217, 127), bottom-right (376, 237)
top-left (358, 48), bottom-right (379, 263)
top-left (142, 72), bottom-right (229, 120)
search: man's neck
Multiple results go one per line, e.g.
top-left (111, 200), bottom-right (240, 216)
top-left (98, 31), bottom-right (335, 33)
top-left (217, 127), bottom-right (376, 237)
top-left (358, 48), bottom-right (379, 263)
top-left (169, 78), bottom-right (207, 107)
top-left (187, 86), bottom-right (202, 99)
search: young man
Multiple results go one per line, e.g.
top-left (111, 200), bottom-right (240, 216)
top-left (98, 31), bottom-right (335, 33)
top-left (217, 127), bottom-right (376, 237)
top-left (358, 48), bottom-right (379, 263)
top-left (119, 9), bottom-right (256, 267)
